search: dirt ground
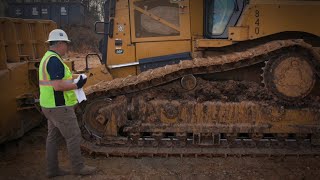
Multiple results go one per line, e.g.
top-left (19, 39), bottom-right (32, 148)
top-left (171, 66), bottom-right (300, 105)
top-left (1, 124), bottom-right (320, 180)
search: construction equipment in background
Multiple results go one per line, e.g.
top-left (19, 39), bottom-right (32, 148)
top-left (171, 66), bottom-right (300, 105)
top-left (0, 17), bottom-right (56, 143)
top-left (79, 0), bottom-right (320, 157)
top-left (6, 0), bottom-right (85, 28)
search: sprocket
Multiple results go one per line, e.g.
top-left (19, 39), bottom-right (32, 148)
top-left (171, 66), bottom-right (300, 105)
top-left (262, 50), bottom-right (316, 101)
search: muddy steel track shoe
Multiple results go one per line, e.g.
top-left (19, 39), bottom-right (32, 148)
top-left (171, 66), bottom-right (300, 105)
top-left (77, 40), bottom-right (320, 157)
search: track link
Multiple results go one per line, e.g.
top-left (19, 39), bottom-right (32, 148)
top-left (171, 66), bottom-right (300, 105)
top-left (81, 140), bottom-right (320, 158)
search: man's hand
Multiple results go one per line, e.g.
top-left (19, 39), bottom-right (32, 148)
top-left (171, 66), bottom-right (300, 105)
top-left (76, 75), bottom-right (87, 89)
top-left (50, 75), bottom-right (87, 91)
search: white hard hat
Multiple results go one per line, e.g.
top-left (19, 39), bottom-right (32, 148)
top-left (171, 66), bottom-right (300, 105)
top-left (46, 29), bottom-right (71, 43)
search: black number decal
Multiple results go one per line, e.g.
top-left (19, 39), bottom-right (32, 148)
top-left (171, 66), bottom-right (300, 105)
top-left (255, 10), bottom-right (260, 35)
top-left (255, 27), bottom-right (259, 35)
top-left (255, 10), bottom-right (259, 18)
top-left (255, 19), bottom-right (259, 26)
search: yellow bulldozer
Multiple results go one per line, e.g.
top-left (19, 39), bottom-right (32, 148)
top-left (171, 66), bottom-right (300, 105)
top-left (79, 0), bottom-right (320, 156)
top-left (1, 0), bottom-right (320, 157)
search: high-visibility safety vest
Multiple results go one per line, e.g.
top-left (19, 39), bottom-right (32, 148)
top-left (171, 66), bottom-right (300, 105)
top-left (39, 51), bottom-right (77, 108)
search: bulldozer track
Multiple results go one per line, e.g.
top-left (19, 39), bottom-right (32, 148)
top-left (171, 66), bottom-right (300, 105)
top-left (84, 39), bottom-right (320, 100)
top-left (81, 138), bottom-right (320, 158)
top-left (79, 39), bottom-right (320, 157)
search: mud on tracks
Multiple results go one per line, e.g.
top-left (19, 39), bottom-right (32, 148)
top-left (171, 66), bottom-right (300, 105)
top-left (130, 78), bottom-right (320, 109)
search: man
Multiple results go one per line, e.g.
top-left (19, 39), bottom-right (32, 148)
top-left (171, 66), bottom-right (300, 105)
top-left (39, 29), bottom-right (96, 178)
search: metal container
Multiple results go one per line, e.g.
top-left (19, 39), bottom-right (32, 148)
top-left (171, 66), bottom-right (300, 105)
top-left (7, 1), bottom-right (85, 27)
top-left (40, 4), bottom-right (51, 19)
top-left (8, 4), bottom-right (25, 18)
top-left (24, 4), bottom-right (41, 19)
top-left (60, 4), bottom-right (69, 26)
top-left (7, 0), bottom-right (24, 3)
top-left (50, 3), bottom-right (61, 25)
top-left (69, 2), bottom-right (85, 25)
top-left (56, 2), bottom-right (85, 27)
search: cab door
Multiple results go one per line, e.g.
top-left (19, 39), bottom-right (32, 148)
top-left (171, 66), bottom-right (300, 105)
top-left (205, 0), bottom-right (246, 39)
top-left (105, 0), bottom-right (192, 78)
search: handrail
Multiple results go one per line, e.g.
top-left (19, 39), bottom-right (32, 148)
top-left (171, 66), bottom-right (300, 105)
top-left (85, 53), bottom-right (102, 71)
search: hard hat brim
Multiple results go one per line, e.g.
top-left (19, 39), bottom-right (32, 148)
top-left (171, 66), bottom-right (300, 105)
top-left (46, 40), bottom-right (71, 43)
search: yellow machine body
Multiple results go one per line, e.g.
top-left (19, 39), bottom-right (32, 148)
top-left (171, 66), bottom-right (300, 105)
top-left (100, 0), bottom-right (320, 78)
top-left (0, 18), bottom-right (56, 143)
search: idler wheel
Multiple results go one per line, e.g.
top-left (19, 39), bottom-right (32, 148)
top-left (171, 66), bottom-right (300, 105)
top-left (82, 97), bottom-right (112, 137)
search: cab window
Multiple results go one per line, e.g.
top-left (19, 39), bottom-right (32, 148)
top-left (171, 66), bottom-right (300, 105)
top-left (207, 0), bottom-right (235, 36)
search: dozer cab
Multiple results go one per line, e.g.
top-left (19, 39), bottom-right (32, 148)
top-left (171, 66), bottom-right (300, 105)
top-left (80, 0), bottom-right (320, 156)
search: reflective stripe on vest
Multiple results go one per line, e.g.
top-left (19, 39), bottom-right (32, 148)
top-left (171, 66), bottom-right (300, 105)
top-left (39, 51), bottom-right (77, 108)
top-left (41, 55), bottom-right (54, 81)
top-left (39, 79), bottom-right (73, 86)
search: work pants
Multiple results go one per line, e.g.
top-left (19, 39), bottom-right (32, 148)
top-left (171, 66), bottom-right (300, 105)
top-left (42, 106), bottom-right (84, 173)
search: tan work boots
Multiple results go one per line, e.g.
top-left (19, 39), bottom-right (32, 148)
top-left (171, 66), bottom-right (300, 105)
top-left (74, 165), bottom-right (97, 176)
top-left (47, 169), bottom-right (70, 178)
top-left (47, 165), bottom-right (97, 178)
